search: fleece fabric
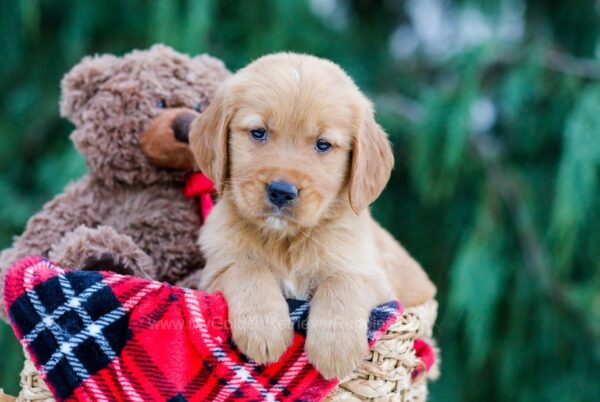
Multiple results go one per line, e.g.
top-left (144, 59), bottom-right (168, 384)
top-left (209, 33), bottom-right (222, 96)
top-left (2, 256), bottom-right (430, 402)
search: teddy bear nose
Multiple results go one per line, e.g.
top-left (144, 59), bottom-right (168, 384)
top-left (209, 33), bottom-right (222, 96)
top-left (171, 111), bottom-right (198, 143)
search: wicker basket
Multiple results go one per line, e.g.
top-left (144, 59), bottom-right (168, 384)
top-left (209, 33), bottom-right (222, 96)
top-left (325, 300), bottom-right (439, 401)
top-left (4, 300), bottom-right (438, 402)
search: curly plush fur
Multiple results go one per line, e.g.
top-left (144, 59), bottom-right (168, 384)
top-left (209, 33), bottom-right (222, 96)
top-left (0, 45), bottom-right (230, 320)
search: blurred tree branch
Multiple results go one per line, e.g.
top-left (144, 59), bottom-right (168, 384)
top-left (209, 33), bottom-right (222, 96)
top-left (500, 48), bottom-right (600, 80)
top-left (377, 93), bottom-right (599, 341)
top-left (470, 134), bottom-right (599, 341)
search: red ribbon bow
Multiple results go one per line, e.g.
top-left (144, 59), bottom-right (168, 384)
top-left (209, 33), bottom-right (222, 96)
top-left (183, 172), bottom-right (216, 223)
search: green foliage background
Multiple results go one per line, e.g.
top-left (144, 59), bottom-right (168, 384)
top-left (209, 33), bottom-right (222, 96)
top-left (1, 0), bottom-right (599, 400)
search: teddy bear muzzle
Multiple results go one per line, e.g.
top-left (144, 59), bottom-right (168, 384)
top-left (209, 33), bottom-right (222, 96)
top-left (140, 108), bottom-right (200, 171)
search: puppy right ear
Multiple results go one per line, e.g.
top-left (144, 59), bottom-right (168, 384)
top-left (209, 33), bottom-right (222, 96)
top-left (189, 84), bottom-right (232, 195)
top-left (348, 105), bottom-right (394, 214)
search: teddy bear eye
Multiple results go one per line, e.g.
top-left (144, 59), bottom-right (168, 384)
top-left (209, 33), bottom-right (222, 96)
top-left (194, 103), bottom-right (203, 112)
top-left (156, 99), bottom-right (167, 109)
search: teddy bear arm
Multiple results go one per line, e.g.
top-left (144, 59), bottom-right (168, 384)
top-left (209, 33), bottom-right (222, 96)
top-left (0, 179), bottom-right (99, 267)
top-left (0, 179), bottom-right (99, 320)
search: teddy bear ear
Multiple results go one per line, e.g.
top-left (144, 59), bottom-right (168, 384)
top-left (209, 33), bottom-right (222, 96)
top-left (59, 54), bottom-right (120, 125)
top-left (191, 54), bottom-right (231, 79)
top-left (148, 43), bottom-right (172, 54)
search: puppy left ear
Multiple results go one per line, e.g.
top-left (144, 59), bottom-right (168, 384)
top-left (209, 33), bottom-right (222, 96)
top-left (348, 108), bottom-right (394, 213)
top-left (189, 84), bottom-right (232, 195)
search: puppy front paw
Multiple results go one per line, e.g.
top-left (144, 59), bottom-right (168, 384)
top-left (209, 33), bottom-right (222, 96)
top-left (305, 316), bottom-right (369, 380)
top-left (230, 302), bottom-right (294, 364)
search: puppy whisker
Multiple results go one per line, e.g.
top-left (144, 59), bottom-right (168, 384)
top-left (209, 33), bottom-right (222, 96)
top-left (296, 226), bottom-right (322, 248)
top-left (209, 177), bottom-right (233, 189)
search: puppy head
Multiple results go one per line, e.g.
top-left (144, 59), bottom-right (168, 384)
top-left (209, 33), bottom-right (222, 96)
top-left (190, 53), bottom-right (393, 232)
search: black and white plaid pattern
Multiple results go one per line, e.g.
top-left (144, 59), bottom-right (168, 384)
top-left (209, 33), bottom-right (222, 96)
top-left (5, 258), bottom-right (406, 402)
top-left (286, 299), bottom-right (400, 342)
top-left (9, 270), bottom-right (129, 398)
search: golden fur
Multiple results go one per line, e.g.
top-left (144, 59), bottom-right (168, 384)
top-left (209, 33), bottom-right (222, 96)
top-left (189, 53), bottom-right (436, 379)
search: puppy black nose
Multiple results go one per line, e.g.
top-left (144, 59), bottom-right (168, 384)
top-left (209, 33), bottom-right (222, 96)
top-left (267, 181), bottom-right (298, 208)
top-left (171, 111), bottom-right (198, 143)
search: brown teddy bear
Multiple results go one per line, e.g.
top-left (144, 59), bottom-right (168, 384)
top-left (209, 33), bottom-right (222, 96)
top-left (0, 45), bottom-right (230, 319)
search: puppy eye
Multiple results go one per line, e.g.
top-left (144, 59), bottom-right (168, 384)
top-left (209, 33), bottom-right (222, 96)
top-left (156, 99), bottom-right (167, 109)
top-left (315, 139), bottom-right (332, 152)
top-left (250, 128), bottom-right (267, 142)
top-left (194, 103), bottom-right (203, 112)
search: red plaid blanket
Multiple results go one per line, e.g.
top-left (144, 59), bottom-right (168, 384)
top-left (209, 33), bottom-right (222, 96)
top-left (3, 256), bottom-right (429, 401)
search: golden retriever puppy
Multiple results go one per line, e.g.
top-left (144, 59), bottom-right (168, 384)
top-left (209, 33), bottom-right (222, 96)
top-left (189, 53), bottom-right (436, 379)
